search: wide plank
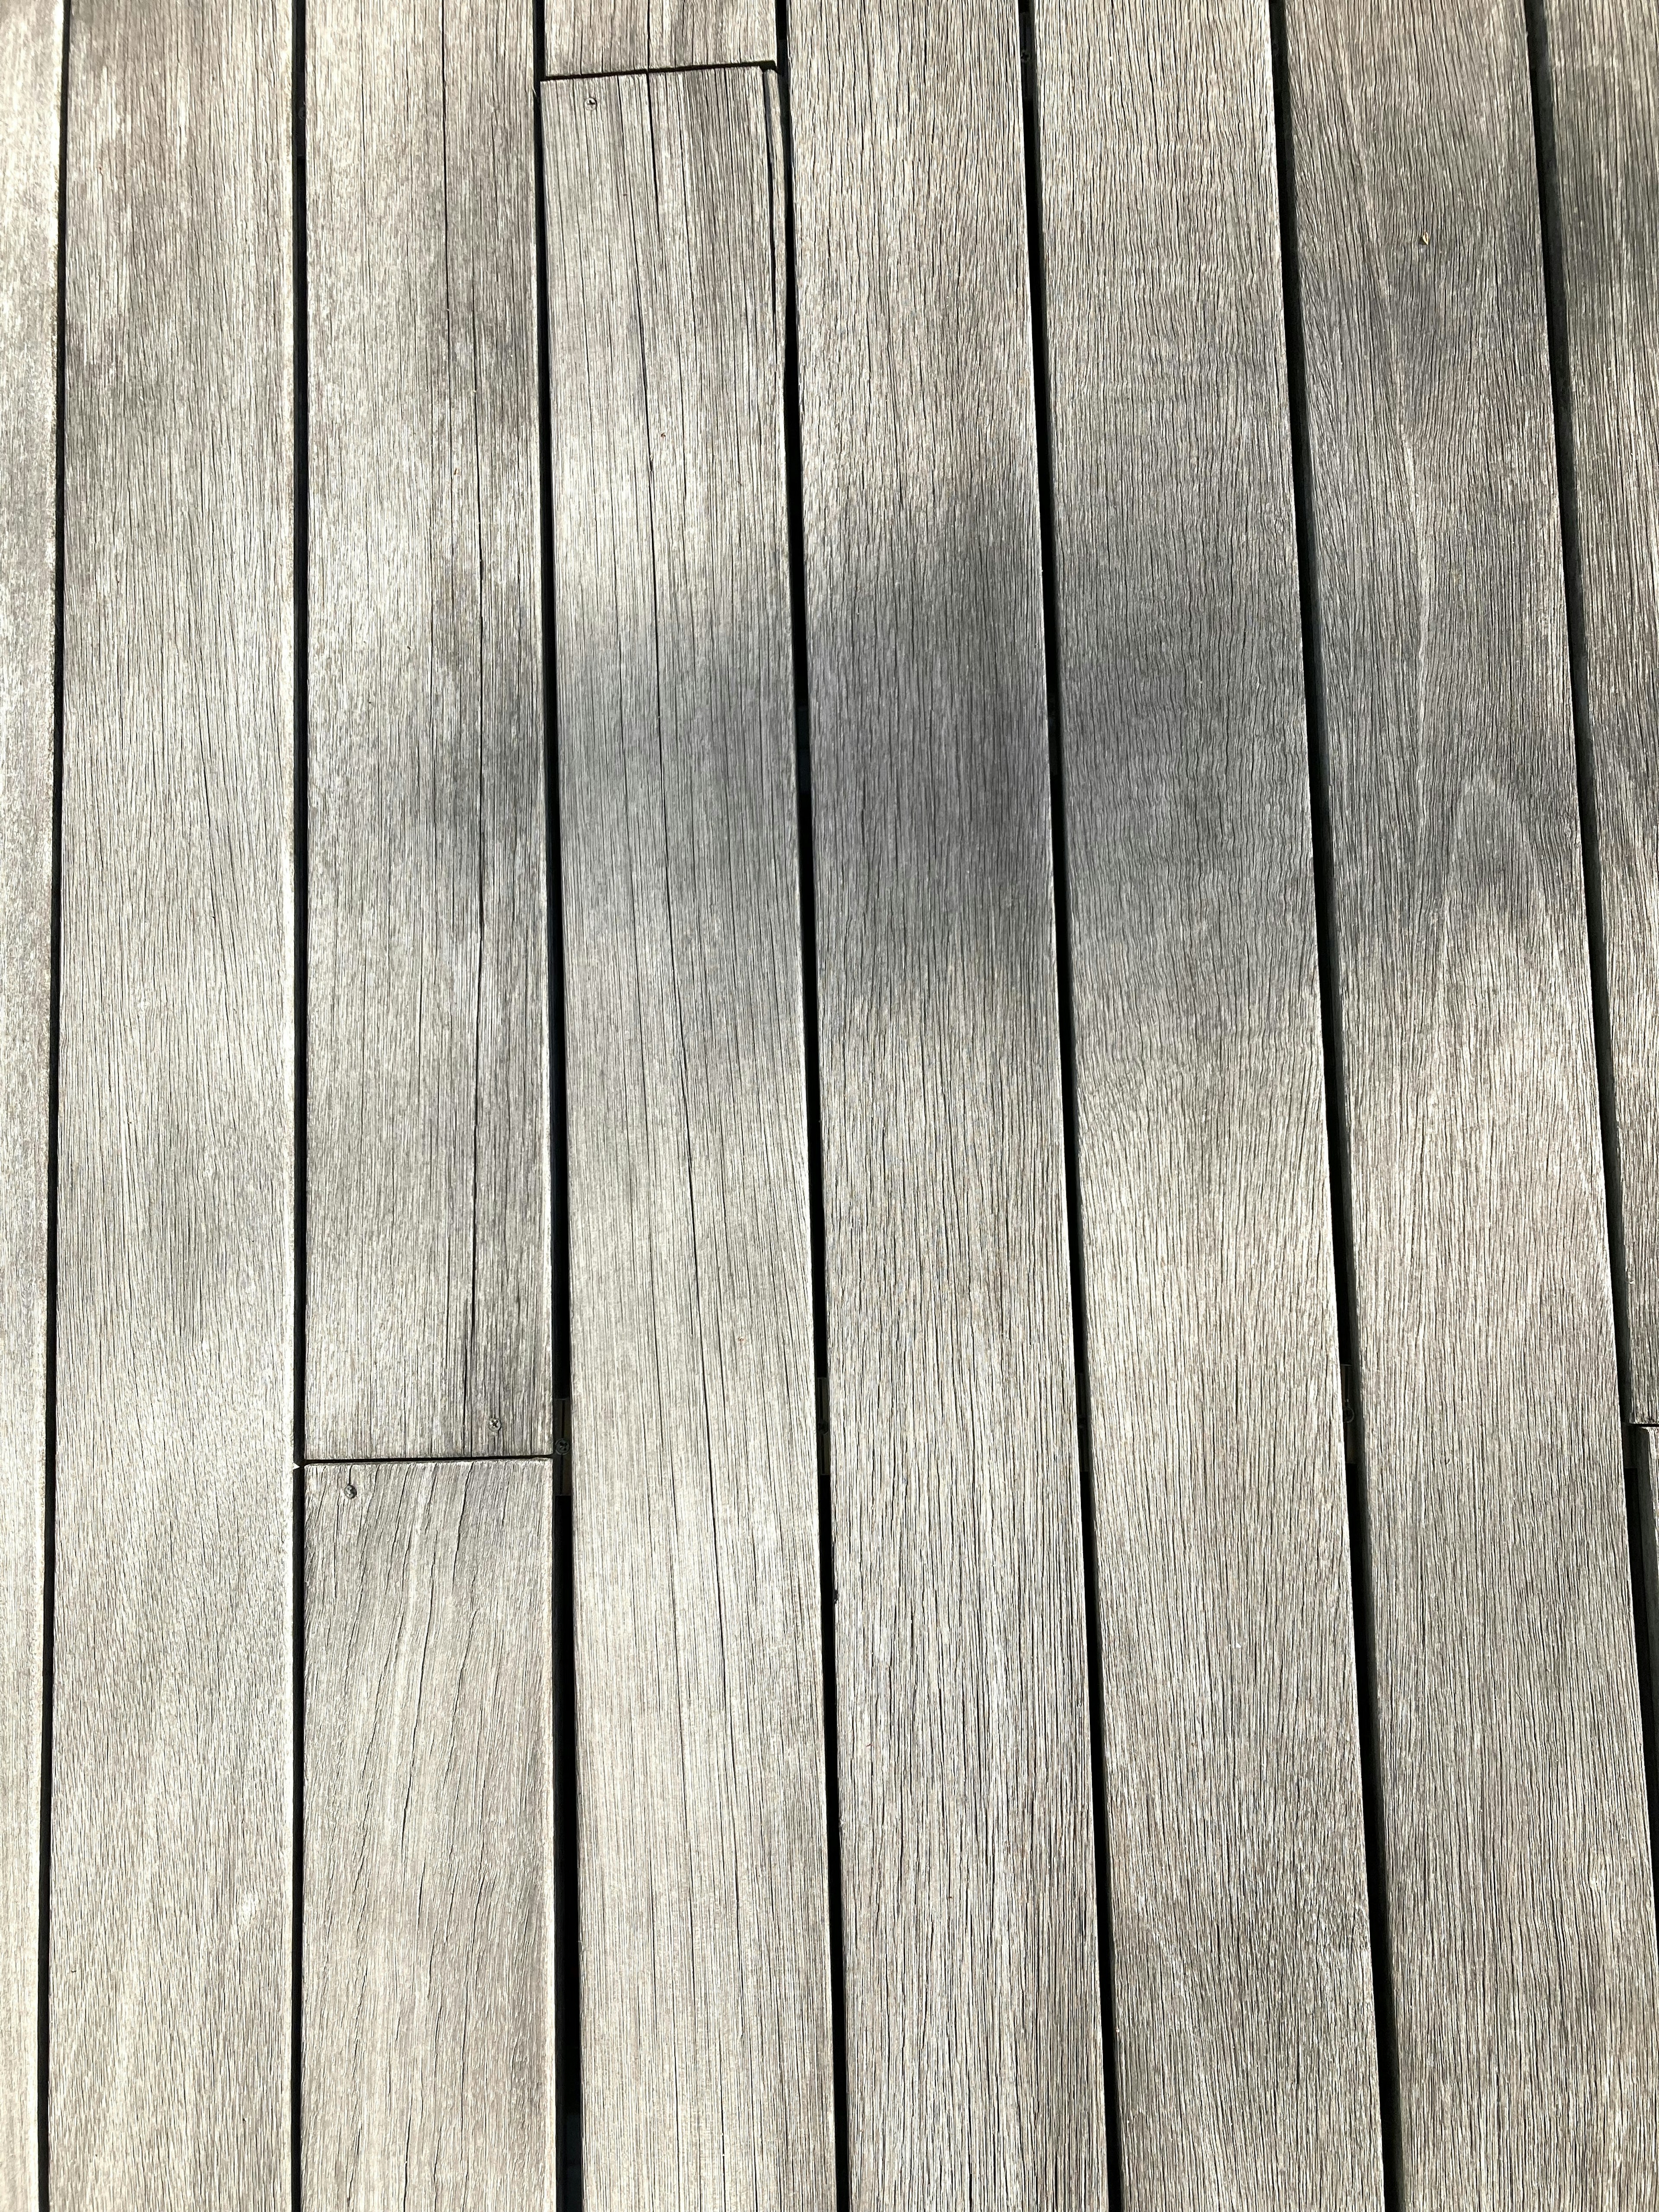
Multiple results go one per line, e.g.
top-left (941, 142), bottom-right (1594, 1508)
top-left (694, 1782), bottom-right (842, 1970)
top-left (787, 5), bottom-right (1111, 2199)
top-left (0, 0), bottom-right (61, 2198)
top-left (543, 0), bottom-right (772, 80)
top-left (1283, 0), bottom-right (1659, 2196)
top-left (302, 1461), bottom-right (554, 2209)
top-left (53, 1), bottom-right (294, 2201)
top-left (543, 67), bottom-right (835, 2212)
top-left (1540, 0), bottom-right (1659, 1421)
top-left (306, 0), bottom-right (552, 1458)
top-left (1032, 0), bottom-right (1382, 2201)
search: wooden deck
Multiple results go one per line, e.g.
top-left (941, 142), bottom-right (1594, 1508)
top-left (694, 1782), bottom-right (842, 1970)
top-left (3, 0), bottom-right (1659, 2204)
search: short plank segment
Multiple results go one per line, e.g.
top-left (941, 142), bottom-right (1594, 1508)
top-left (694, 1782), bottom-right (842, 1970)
top-left (1033, 1), bottom-right (1382, 2201)
top-left (0, 0), bottom-right (61, 2198)
top-left (1541, 0), bottom-right (1659, 1421)
top-left (543, 0), bottom-right (772, 80)
top-left (302, 1462), bottom-right (554, 2209)
top-left (54, 1), bottom-right (294, 2201)
top-left (1284, 0), bottom-right (1659, 2199)
top-left (306, 0), bottom-right (552, 1459)
top-left (543, 68), bottom-right (835, 2212)
top-left (788, 4), bottom-right (1110, 2200)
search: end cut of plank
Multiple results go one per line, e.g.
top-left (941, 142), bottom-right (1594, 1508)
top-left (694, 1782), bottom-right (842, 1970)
top-left (302, 1461), bottom-right (556, 2212)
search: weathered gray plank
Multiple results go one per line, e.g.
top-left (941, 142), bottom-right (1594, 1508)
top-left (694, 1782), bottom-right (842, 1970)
top-left (1541, 0), bottom-right (1659, 1422)
top-left (306, 0), bottom-right (552, 1459)
top-left (543, 0), bottom-right (772, 80)
top-left (1635, 1430), bottom-right (1659, 1678)
top-left (1032, 1), bottom-right (1382, 2201)
top-left (53, 1), bottom-right (294, 2201)
top-left (787, 6), bottom-right (1110, 2200)
top-left (543, 67), bottom-right (835, 2212)
top-left (0, 0), bottom-right (60, 2197)
top-left (1284, 0), bottom-right (1659, 2198)
top-left (302, 1461), bottom-right (554, 2209)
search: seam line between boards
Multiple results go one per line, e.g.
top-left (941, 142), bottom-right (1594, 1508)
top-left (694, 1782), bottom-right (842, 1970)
top-left (1014, 3), bottom-right (1127, 2202)
top-left (539, 57), bottom-right (777, 86)
top-left (1268, 0), bottom-right (1402, 2200)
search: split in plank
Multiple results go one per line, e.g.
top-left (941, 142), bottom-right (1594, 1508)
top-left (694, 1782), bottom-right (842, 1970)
top-left (543, 65), bottom-right (836, 2211)
top-left (306, 0), bottom-right (553, 1459)
top-left (1031, 0), bottom-right (1382, 2200)
top-left (302, 1461), bottom-right (555, 2210)
top-left (0, 0), bottom-right (62, 2198)
top-left (787, 1), bottom-right (1111, 2198)
top-left (543, 0), bottom-right (773, 82)
top-left (1283, 0), bottom-right (1659, 2196)
top-left (1538, 0), bottom-right (1659, 1423)
top-left (53, 0), bottom-right (294, 2200)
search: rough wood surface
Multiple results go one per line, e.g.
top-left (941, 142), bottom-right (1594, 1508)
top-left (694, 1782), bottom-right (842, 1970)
top-left (543, 67), bottom-right (835, 2212)
top-left (302, 1462), bottom-right (554, 2210)
top-left (543, 0), bottom-right (772, 80)
top-left (1032, 2), bottom-right (1383, 2202)
top-left (787, 6), bottom-right (1110, 2199)
top-left (1284, 0), bottom-right (1659, 2198)
top-left (52, 1), bottom-right (294, 2202)
top-left (1542, 0), bottom-right (1659, 1422)
top-left (0, 1), bottom-right (60, 2199)
top-left (306, 0), bottom-right (552, 1459)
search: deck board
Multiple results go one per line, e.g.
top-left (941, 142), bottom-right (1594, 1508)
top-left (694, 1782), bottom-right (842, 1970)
top-left (543, 0), bottom-right (772, 79)
top-left (0, 1), bottom-right (61, 2198)
top-left (1283, 0), bottom-right (1659, 2197)
top-left (543, 67), bottom-right (836, 2212)
top-left (305, 0), bottom-right (553, 1459)
top-left (52, 1), bottom-right (295, 2200)
top-left (302, 1461), bottom-right (554, 2210)
top-left (1541, 0), bottom-right (1659, 1423)
top-left (787, 4), bottom-right (1111, 2198)
top-left (1031, 1), bottom-right (1383, 2201)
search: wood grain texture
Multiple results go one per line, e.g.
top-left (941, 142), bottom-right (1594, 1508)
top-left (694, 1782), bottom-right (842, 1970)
top-left (302, 1462), bottom-right (554, 2211)
top-left (543, 68), bottom-right (835, 2212)
top-left (1284, 0), bottom-right (1659, 2198)
top-left (1541, 0), bottom-right (1659, 1421)
top-left (787, 5), bottom-right (1110, 2200)
top-left (53, 1), bottom-right (293, 2202)
top-left (1032, 1), bottom-right (1382, 2202)
top-left (306, 0), bottom-right (552, 1459)
top-left (1635, 1429), bottom-right (1659, 1703)
top-left (0, 0), bottom-right (60, 2198)
top-left (543, 0), bottom-right (772, 81)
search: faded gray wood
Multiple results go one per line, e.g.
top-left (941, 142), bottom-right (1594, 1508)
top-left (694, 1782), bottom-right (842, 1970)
top-left (1542, 0), bottom-right (1659, 1422)
top-left (543, 0), bottom-right (772, 80)
top-left (0, 0), bottom-right (60, 2198)
top-left (53, 1), bottom-right (293, 2202)
top-left (543, 67), bottom-right (835, 2212)
top-left (306, 0), bottom-right (552, 1459)
top-left (1284, 0), bottom-right (1659, 2198)
top-left (1033, 1), bottom-right (1382, 2202)
top-left (787, 5), bottom-right (1110, 2200)
top-left (302, 1461), bottom-right (554, 2210)
top-left (1636, 1430), bottom-right (1659, 1724)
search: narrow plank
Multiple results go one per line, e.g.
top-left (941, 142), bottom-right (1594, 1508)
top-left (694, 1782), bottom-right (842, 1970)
top-left (543, 67), bottom-right (835, 2211)
top-left (543, 0), bottom-right (772, 81)
top-left (0, 0), bottom-right (61, 2198)
top-left (1032, 1), bottom-right (1382, 2201)
top-left (1637, 1425), bottom-right (1659, 1609)
top-left (787, 6), bottom-right (1110, 2199)
top-left (306, 0), bottom-right (552, 1459)
top-left (1284, 0), bottom-right (1659, 2198)
top-left (302, 1461), bottom-right (554, 2209)
top-left (53, 0), bottom-right (293, 2200)
top-left (1542, 0), bottom-right (1659, 1421)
